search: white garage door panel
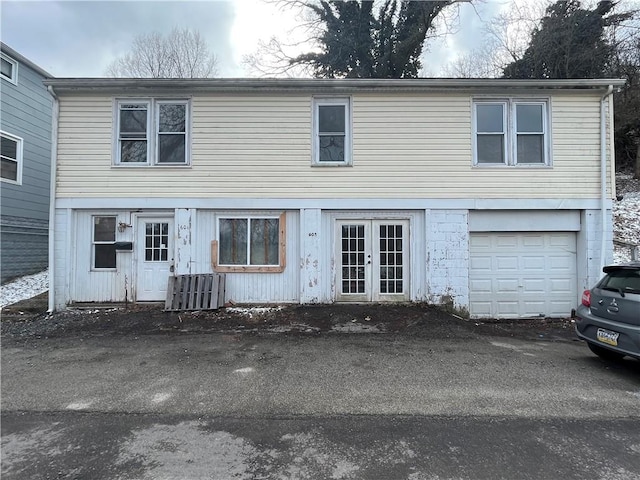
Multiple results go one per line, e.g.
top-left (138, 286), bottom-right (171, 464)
top-left (470, 233), bottom-right (577, 319)
top-left (470, 279), bottom-right (492, 292)
top-left (473, 302), bottom-right (492, 315)
top-left (470, 256), bottom-right (492, 271)
top-left (523, 236), bottom-right (544, 247)
top-left (497, 278), bottom-right (519, 291)
top-left (496, 256), bottom-right (518, 270)
top-left (522, 278), bottom-right (545, 292)
top-left (522, 256), bottom-right (545, 271)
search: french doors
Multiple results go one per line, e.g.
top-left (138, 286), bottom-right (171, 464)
top-left (336, 219), bottom-right (409, 302)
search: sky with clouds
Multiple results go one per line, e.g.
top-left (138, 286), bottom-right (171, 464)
top-left (1, 0), bottom-right (516, 78)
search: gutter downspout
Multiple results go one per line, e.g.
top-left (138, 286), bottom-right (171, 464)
top-left (47, 85), bottom-right (59, 312)
top-left (600, 85), bottom-right (614, 273)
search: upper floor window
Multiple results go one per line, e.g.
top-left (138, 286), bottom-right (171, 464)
top-left (1, 53), bottom-right (17, 84)
top-left (1, 131), bottom-right (23, 184)
top-left (473, 98), bottom-right (550, 167)
top-left (115, 99), bottom-right (189, 166)
top-left (313, 97), bottom-right (351, 166)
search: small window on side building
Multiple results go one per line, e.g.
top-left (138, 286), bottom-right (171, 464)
top-left (1, 53), bottom-right (17, 84)
top-left (1, 132), bottom-right (23, 184)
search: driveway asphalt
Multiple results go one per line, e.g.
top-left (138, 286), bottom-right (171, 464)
top-left (3, 330), bottom-right (640, 418)
top-left (2, 304), bottom-right (640, 479)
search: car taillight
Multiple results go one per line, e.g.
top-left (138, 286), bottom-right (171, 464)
top-left (581, 289), bottom-right (591, 307)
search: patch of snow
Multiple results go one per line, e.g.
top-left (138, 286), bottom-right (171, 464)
top-left (234, 367), bottom-right (254, 375)
top-left (66, 401), bottom-right (93, 410)
top-left (226, 306), bottom-right (284, 317)
top-left (331, 323), bottom-right (382, 333)
top-left (613, 187), bottom-right (640, 263)
top-left (0, 270), bottom-right (49, 309)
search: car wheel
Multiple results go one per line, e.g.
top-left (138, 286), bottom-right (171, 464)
top-left (587, 342), bottom-right (625, 361)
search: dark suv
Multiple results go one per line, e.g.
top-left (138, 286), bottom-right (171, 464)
top-left (574, 262), bottom-right (640, 360)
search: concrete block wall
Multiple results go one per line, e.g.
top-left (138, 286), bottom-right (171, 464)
top-left (426, 209), bottom-right (469, 313)
top-left (579, 209), bottom-right (613, 291)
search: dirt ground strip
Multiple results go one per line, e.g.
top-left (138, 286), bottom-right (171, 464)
top-left (1, 293), bottom-right (577, 343)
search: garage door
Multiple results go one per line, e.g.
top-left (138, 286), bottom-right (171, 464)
top-left (469, 233), bottom-right (577, 319)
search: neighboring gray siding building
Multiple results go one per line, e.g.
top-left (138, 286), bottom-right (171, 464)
top-left (1, 43), bottom-right (53, 282)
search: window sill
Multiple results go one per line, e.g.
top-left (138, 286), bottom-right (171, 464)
top-left (112, 164), bottom-right (192, 168)
top-left (311, 161), bottom-right (353, 167)
top-left (1, 75), bottom-right (17, 85)
top-left (1, 178), bottom-right (21, 185)
top-left (472, 163), bottom-right (552, 168)
top-left (213, 265), bottom-right (285, 273)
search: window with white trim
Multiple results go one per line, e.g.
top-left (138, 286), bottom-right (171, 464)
top-left (473, 99), bottom-right (550, 166)
top-left (1, 131), bottom-right (23, 184)
top-left (313, 97), bottom-right (351, 165)
top-left (93, 216), bottom-right (117, 269)
top-left (1, 53), bottom-right (17, 84)
top-left (213, 214), bottom-right (286, 273)
top-left (115, 99), bottom-right (189, 166)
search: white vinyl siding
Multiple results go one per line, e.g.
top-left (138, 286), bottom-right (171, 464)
top-left (55, 93), bottom-right (610, 199)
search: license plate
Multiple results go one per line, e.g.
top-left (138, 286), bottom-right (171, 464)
top-left (597, 328), bottom-right (619, 347)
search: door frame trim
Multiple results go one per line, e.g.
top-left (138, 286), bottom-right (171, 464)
top-left (329, 211), bottom-right (416, 303)
top-left (133, 212), bottom-right (175, 301)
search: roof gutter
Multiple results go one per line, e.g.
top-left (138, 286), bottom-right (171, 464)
top-left (1, 42), bottom-right (53, 79)
top-left (600, 84), bottom-right (614, 273)
top-left (47, 85), bottom-right (59, 312)
top-left (42, 77), bottom-right (628, 95)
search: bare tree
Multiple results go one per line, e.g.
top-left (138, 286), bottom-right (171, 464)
top-left (437, 1), bottom-right (547, 78)
top-left (440, 47), bottom-right (499, 78)
top-left (107, 28), bottom-right (218, 78)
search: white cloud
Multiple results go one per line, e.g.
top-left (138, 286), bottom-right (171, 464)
top-left (1, 1), bottom-right (235, 77)
top-left (230, 0), bottom-right (305, 76)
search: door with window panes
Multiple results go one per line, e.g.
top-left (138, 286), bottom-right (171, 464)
top-left (136, 217), bottom-right (174, 301)
top-left (336, 220), bottom-right (409, 302)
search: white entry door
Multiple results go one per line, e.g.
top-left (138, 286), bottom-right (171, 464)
top-left (136, 217), bottom-right (174, 301)
top-left (336, 220), bottom-right (409, 302)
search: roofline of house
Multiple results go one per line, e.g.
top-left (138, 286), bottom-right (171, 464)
top-left (1, 42), bottom-right (53, 79)
top-left (42, 77), bottom-right (626, 95)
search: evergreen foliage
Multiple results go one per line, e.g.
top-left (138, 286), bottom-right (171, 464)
top-left (292, 0), bottom-right (455, 78)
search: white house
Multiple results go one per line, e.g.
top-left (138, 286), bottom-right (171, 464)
top-left (44, 78), bottom-right (625, 318)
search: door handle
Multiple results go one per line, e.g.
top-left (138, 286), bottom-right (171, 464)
top-left (169, 265), bottom-right (175, 273)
